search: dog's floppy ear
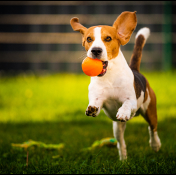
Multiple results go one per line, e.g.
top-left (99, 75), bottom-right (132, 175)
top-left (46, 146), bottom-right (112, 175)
top-left (113, 11), bottom-right (137, 45)
top-left (70, 17), bottom-right (87, 34)
top-left (70, 17), bottom-right (87, 46)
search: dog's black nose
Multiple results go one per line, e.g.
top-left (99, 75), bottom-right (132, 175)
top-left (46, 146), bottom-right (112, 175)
top-left (91, 47), bottom-right (102, 57)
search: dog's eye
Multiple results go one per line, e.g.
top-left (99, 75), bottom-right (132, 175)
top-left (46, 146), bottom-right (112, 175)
top-left (87, 37), bottom-right (92, 43)
top-left (105, 36), bottom-right (112, 42)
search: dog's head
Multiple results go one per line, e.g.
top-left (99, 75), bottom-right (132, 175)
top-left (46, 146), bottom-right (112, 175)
top-left (70, 11), bottom-right (137, 76)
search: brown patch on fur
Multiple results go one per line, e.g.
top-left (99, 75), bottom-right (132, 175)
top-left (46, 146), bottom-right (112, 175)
top-left (143, 86), bottom-right (148, 103)
top-left (84, 26), bottom-right (97, 51)
top-left (133, 72), bottom-right (158, 133)
top-left (70, 17), bottom-right (87, 46)
top-left (130, 35), bottom-right (145, 72)
top-left (70, 12), bottom-right (137, 60)
top-left (133, 80), bottom-right (141, 99)
top-left (76, 24), bottom-right (121, 60)
top-left (132, 70), bottom-right (146, 99)
top-left (113, 11), bottom-right (137, 45)
top-left (100, 26), bottom-right (120, 60)
top-left (143, 80), bottom-right (158, 132)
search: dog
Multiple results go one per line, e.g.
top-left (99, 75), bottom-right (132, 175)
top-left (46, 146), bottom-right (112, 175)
top-left (70, 11), bottom-right (161, 160)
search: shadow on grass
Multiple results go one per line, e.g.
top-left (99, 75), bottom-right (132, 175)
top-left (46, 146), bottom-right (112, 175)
top-left (0, 112), bottom-right (176, 174)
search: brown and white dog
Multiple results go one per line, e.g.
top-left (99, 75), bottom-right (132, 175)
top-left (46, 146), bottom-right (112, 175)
top-left (70, 11), bottom-right (161, 160)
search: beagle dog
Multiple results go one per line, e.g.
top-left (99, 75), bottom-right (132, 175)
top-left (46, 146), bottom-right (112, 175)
top-left (70, 11), bottom-right (161, 160)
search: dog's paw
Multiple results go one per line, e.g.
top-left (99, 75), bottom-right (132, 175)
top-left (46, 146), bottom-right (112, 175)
top-left (86, 106), bottom-right (99, 117)
top-left (148, 127), bottom-right (161, 152)
top-left (116, 107), bottom-right (131, 122)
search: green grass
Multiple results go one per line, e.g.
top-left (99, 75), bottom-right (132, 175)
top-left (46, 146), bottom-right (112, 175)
top-left (0, 71), bottom-right (176, 174)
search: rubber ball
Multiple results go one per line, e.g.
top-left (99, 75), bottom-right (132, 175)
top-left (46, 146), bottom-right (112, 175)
top-left (82, 57), bottom-right (103, 77)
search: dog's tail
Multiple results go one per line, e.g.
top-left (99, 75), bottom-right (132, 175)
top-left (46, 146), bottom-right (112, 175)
top-left (129, 27), bottom-right (150, 72)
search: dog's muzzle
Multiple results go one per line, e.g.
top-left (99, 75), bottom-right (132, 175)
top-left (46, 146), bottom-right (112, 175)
top-left (90, 47), bottom-right (108, 77)
top-left (91, 47), bottom-right (102, 59)
top-left (98, 61), bottom-right (108, 77)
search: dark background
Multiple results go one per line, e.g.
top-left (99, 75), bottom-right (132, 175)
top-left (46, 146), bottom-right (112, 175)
top-left (0, 1), bottom-right (175, 74)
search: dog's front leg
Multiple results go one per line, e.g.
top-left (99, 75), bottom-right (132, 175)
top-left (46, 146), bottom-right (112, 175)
top-left (85, 92), bottom-right (104, 117)
top-left (116, 99), bottom-right (137, 122)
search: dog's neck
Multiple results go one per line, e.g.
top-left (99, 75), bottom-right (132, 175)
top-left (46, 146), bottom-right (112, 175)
top-left (108, 49), bottom-right (129, 73)
top-left (90, 48), bottom-right (132, 83)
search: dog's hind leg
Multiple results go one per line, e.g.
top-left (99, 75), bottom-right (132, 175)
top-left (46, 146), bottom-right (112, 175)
top-left (142, 86), bottom-right (161, 152)
top-left (113, 121), bottom-right (127, 160)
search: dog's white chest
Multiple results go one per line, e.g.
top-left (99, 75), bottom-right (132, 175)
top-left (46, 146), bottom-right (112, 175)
top-left (103, 97), bottom-right (121, 121)
top-left (88, 72), bottom-right (135, 121)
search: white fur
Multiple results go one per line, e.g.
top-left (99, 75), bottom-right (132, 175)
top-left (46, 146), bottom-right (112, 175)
top-left (87, 27), bottom-right (107, 61)
top-left (140, 88), bottom-right (151, 115)
top-left (135, 27), bottom-right (150, 41)
top-left (113, 121), bottom-right (127, 160)
top-left (137, 91), bottom-right (145, 109)
top-left (148, 126), bottom-right (161, 152)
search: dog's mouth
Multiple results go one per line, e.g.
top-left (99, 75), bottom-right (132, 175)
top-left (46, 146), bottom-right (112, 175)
top-left (98, 61), bottom-right (108, 77)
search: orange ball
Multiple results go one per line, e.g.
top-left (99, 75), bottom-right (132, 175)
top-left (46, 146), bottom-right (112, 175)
top-left (82, 57), bottom-right (103, 77)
